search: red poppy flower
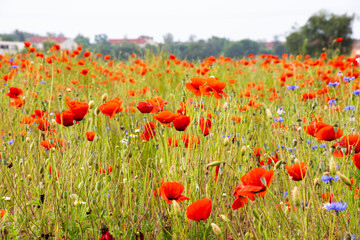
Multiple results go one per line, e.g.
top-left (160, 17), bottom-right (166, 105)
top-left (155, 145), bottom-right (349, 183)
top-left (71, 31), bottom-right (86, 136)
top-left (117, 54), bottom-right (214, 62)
top-left (232, 168), bottom-right (274, 210)
top-left (155, 182), bottom-right (190, 204)
top-left (186, 198), bottom-right (212, 221)
top-left (6, 87), bottom-right (23, 99)
top-left (9, 97), bottom-right (25, 107)
top-left (168, 137), bottom-right (178, 147)
top-left (83, 51), bottom-right (91, 58)
top-left (181, 134), bottom-right (200, 148)
top-left (303, 121), bottom-right (330, 137)
top-left (99, 163), bottom-right (113, 175)
top-left (0, 210), bottom-right (6, 218)
top-left (197, 118), bottom-right (211, 136)
top-left (200, 77), bottom-right (228, 99)
top-left (40, 138), bottom-right (66, 150)
top-left (254, 147), bottom-right (264, 156)
top-left (332, 135), bottom-right (360, 157)
top-left (56, 110), bottom-right (75, 127)
top-left (80, 68), bottom-right (89, 76)
top-left (104, 55), bottom-right (111, 60)
top-left (24, 42), bottom-right (31, 47)
top-left (353, 152), bottom-right (360, 170)
top-left (99, 99), bottom-right (123, 119)
top-left (100, 231), bottom-right (115, 240)
top-left (86, 131), bottom-right (95, 141)
top-left (322, 192), bottom-right (335, 203)
top-left (66, 101), bottom-right (89, 121)
top-left (136, 101), bottom-right (153, 113)
top-left (34, 119), bottom-right (52, 132)
top-left (172, 114), bottom-right (191, 131)
top-left (285, 162), bottom-right (308, 181)
top-left (153, 110), bottom-right (176, 126)
top-left (315, 125), bottom-right (343, 141)
top-left (185, 78), bottom-right (207, 96)
top-left (335, 37), bottom-right (343, 42)
top-left (140, 122), bottom-right (156, 141)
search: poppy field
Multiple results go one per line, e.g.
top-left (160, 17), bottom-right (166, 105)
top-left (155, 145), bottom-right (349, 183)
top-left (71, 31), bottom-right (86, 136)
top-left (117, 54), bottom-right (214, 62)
top-left (1, 43), bottom-right (360, 239)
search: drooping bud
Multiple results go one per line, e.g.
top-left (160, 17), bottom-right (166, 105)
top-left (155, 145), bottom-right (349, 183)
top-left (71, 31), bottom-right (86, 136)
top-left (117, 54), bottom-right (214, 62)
top-left (265, 108), bottom-right (272, 118)
top-left (224, 137), bottom-right (230, 146)
top-left (101, 93), bottom-right (108, 102)
top-left (336, 171), bottom-right (352, 186)
top-left (313, 178), bottom-right (320, 187)
top-left (88, 100), bottom-right (95, 109)
top-left (220, 214), bottom-right (230, 223)
top-left (329, 157), bottom-right (337, 175)
top-left (207, 161), bottom-right (223, 168)
top-left (211, 223), bottom-right (221, 236)
top-left (274, 160), bottom-right (282, 170)
top-left (172, 200), bottom-right (181, 215)
top-left (292, 186), bottom-right (301, 207)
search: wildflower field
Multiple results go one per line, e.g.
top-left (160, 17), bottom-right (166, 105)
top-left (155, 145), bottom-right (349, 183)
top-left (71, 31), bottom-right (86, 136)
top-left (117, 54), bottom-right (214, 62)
top-left (1, 42), bottom-right (360, 240)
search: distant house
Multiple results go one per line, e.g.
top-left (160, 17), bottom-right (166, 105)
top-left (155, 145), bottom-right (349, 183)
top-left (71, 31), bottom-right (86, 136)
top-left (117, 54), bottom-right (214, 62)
top-left (0, 38), bottom-right (24, 55)
top-left (351, 40), bottom-right (360, 57)
top-left (27, 37), bottom-right (78, 50)
top-left (109, 37), bottom-right (156, 48)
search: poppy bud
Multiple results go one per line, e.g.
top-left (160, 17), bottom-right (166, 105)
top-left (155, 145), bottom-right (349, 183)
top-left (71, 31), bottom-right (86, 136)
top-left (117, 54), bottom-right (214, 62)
top-left (88, 100), bottom-right (95, 109)
top-left (220, 214), bottom-right (230, 222)
top-left (292, 186), bottom-right (301, 207)
top-left (274, 160), bottom-right (282, 170)
top-left (96, 181), bottom-right (101, 192)
top-left (95, 108), bottom-right (100, 115)
top-left (51, 119), bottom-right (57, 126)
top-left (78, 181), bottom-right (84, 189)
top-left (265, 109), bottom-right (272, 118)
top-left (26, 137), bottom-right (31, 143)
top-left (336, 171), bottom-right (352, 186)
top-left (27, 174), bottom-right (32, 180)
top-left (207, 161), bottom-right (223, 167)
top-left (240, 146), bottom-right (247, 156)
top-left (102, 93), bottom-right (108, 102)
top-left (224, 137), bottom-right (230, 146)
top-left (211, 223), bottom-right (221, 236)
top-left (313, 178), bottom-right (320, 187)
top-left (329, 157), bottom-right (337, 175)
top-left (172, 200), bottom-right (181, 215)
top-left (66, 88), bottom-right (72, 92)
top-left (252, 209), bottom-right (260, 221)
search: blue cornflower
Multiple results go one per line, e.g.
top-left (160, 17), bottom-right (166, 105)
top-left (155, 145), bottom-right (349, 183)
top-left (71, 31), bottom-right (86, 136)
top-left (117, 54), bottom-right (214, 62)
top-left (353, 90), bottom-right (360, 96)
top-left (324, 202), bottom-right (347, 211)
top-left (11, 65), bottom-right (19, 69)
top-left (9, 57), bottom-right (14, 63)
top-left (312, 145), bottom-right (318, 150)
top-left (8, 139), bottom-right (14, 145)
top-left (342, 234), bottom-right (356, 240)
top-left (319, 144), bottom-right (326, 148)
top-left (321, 175), bottom-right (339, 183)
top-left (288, 147), bottom-right (296, 152)
top-left (284, 191), bottom-right (288, 197)
top-left (274, 117), bottom-right (285, 123)
top-left (343, 76), bottom-right (355, 82)
top-left (306, 140), bottom-right (312, 144)
top-left (286, 85), bottom-right (299, 90)
top-left (328, 99), bottom-right (337, 106)
top-left (344, 106), bottom-right (355, 111)
top-left (40, 80), bottom-right (46, 84)
top-left (221, 135), bottom-right (231, 138)
top-left (328, 82), bottom-right (340, 88)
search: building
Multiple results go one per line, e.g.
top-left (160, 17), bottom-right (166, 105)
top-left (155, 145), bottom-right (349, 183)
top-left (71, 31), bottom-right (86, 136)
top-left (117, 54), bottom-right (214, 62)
top-left (351, 40), bottom-right (360, 57)
top-left (0, 38), bottom-right (24, 55)
top-left (27, 37), bottom-right (78, 50)
top-left (108, 37), bottom-right (156, 48)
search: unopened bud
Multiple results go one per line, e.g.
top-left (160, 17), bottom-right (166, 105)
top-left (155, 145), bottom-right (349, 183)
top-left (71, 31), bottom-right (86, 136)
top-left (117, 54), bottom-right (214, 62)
top-left (95, 108), bottom-right (100, 115)
top-left (51, 119), bottom-right (57, 126)
top-left (292, 186), bottom-right (301, 207)
top-left (240, 146), bottom-right (247, 156)
top-left (220, 214), bottom-right (230, 223)
top-left (102, 93), bottom-right (108, 102)
top-left (224, 137), bottom-right (230, 146)
top-left (88, 100), bottom-right (95, 109)
top-left (27, 174), bottom-right (32, 180)
top-left (336, 171), bottom-right (352, 186)
top-left (211, 223), bottom-right (221, 236)
top-left (26, 137), bottom-right (31, 143)
top-left (207, 161), bottom-right (223, 167)
top-left (265, 108), bottom-right (272, 118)
top-left (275, 160), bottom-right (282, 170)
top-left (313, 178), bottom-right (320, 187)
top-left (329, 157), bottom-right (337, 175)
top-left (172, 200), bottom-right (181, 215)
top-left (252, 209), bottom-right (260, 221)
top-left (66, 88), bottom-right (72, 92)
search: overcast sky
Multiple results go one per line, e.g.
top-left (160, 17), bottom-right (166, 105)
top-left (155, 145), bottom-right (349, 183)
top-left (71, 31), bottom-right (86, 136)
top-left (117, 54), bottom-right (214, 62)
top-left (1, 0), bottom-right (359, 43)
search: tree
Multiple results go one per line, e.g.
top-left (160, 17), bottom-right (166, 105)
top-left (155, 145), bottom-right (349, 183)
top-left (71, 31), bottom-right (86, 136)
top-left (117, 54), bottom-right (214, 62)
top-left (224, 39), bottom-right (260, 58)
top-left (286, 11), bottom-right (354, 55)
top-left (74, 34), bottom-right (91, 49)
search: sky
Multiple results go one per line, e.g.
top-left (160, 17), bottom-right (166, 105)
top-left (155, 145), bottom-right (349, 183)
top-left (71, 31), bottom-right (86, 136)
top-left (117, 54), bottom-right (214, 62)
top-left (0, 0), bottom-right (359, 43)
